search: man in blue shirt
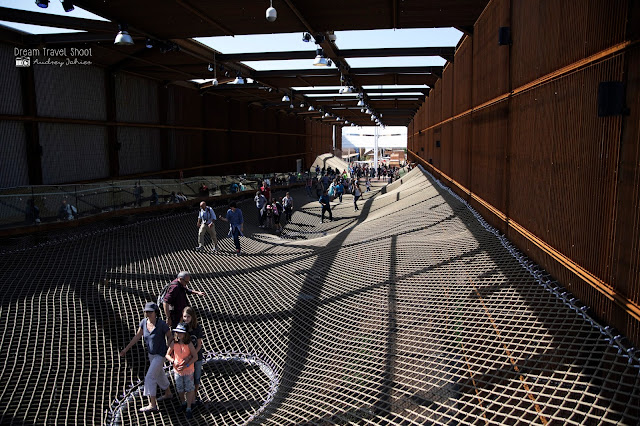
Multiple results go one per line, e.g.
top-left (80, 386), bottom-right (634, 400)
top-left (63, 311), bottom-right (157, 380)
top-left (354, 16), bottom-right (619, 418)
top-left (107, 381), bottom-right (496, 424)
top-left (319, 190), bottom-right (333, 223)
top-left (220, 201), bottom-right (244, 256)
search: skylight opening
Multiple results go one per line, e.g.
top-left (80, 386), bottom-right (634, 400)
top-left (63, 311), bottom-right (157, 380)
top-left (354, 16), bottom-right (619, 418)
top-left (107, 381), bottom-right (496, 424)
top-left (0, 0), bottom-right (109, 34)
top-left (347, 56), bottom-right (446, 68)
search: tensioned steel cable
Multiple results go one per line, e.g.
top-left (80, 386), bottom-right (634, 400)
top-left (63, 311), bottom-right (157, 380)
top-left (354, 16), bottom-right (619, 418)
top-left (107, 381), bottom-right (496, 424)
top-left (0, 168), bottom-right (638, 425)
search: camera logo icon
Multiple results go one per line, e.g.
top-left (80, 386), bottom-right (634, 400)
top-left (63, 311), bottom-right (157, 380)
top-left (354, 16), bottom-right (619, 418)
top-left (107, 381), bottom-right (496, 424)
top-left (16, 57), bottom-right (31, 67)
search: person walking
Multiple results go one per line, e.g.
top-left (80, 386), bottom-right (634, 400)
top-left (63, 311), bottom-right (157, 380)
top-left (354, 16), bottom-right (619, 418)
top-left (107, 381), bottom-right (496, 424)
top-left (254, 191), bottom-right (267, 228)
top-left (196, 201), bottom-right (218, 252)
top-left (220, 201), bottom-right (244, 256)
top-left (181, 307), bottom-right (204, 405)
top-left (163, 272), bottom-right (206, 328)
top-left (319, 190), bottom-right (333, 223)
top-left (165, 322), bottom-right (197, 418)
top-left (353, 182), bottom-right (362, 211)
top-left (120, 302), bottom-right (173, 413)
top-left (282, 192), bottom-right (293, 222)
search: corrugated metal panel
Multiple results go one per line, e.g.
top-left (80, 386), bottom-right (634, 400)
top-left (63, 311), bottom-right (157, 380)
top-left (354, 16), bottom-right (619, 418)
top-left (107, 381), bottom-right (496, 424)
top-left (509, 57), bottom-right (623, 282)
top-left (0, 44), bottom-right (24, 115)
top-left (440, 121), bottom-right (453, 177)
top-left (407, 0), bottom-right (638, 345)
top-left (453, 36), bottom-right (473, 115)
top-left (34, 64), bottom-right (106, 120)
top-left (470, 102), bottom-right (508, 221)
top-left (114, 73), bottom-right (158, 123)
top-left (441, 62), bottom-right (454, 120)
top-left (0, 121), bottom-right (29, 188)
top-left (472, 0), bottom-right (509, 105)
top-left (451, 114), bottom-right (472, 194)
top-left (39, 123), bottom-right (108, 184)
top-left (613, 47), bottom-right (640, 310)
top-left (511, 0), bottom-right (628, 88)
top-left (169, 85), bottom-right (202, 126)
top-left (429, 79), bottom-right (442, 127)
top-left (117, 127), bottom-right (162, 175)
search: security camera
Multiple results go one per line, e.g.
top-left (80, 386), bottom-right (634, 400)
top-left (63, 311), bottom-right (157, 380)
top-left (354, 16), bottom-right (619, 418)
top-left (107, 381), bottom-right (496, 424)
top-left (266, 6), bottom-right (277, 22)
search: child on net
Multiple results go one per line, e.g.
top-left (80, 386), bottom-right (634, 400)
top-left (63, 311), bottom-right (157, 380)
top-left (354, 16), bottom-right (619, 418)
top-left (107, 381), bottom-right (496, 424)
top-left (166, 322), bottom-right (198, 418)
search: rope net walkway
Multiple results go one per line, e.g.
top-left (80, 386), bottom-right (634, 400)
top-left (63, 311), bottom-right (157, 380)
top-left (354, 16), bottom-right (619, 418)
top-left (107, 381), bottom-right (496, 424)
top-left (0, 167), bottom-right (639, 425)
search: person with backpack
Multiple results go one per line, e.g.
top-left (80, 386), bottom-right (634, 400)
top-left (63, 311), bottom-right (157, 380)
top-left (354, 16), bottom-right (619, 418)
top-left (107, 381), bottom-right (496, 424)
top-left (163, 272), bottom-right (206, 328)
top-left (119, 302), bottom-right (173, 413)
top-left (196, 201), bottom-right (218, 253)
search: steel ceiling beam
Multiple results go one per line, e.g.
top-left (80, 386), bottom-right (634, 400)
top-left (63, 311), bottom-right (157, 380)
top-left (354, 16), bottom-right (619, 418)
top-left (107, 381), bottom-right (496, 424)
top-left (218, 47), bottom-right (455, 62)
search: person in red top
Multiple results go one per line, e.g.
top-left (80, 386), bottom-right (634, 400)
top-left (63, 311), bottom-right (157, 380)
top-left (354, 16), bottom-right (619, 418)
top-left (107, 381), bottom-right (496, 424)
top-left (260, 181), bottom-right (271, 202)
top-left (163, 272), bottom-right (206, 327)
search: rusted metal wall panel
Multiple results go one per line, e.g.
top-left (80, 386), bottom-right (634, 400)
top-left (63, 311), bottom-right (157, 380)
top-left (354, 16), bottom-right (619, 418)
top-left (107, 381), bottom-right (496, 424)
top-left (472, 0), bottom-right (509, 106)
top-left (453, 36), bottom-right (473, 115)
top-left (407, 0), bottom-right (639, 344)
top-left (451, 114), bottom-right (472, 196)
top-left (441, 62), bottom-right (454, 120)
top-left (429, 79), bottom-right (442, 127)
top-left (509, 57), bottom-right (623, 282)
top-left (511, 0), bottom-right (628, 88)
top-left (439, 122), bottom-right (453, 177)
top-left (613, 45), bottom-right (640, 312)
top-left (470, 102), bottom-right (508, 218)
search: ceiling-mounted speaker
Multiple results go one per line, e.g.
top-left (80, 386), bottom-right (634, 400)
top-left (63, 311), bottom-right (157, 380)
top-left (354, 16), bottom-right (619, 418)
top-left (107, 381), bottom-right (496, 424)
top-left (498, 27), bottom-right (511, 45)
top-left (597, 81), bottom-right (627, 117)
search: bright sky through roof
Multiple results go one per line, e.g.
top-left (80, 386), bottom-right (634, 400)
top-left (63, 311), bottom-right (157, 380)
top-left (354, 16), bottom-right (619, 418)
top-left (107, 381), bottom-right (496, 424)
top-left (0, 0), bottom-right (108, 34)
top-left (195, 28), bottom-right (461, 71)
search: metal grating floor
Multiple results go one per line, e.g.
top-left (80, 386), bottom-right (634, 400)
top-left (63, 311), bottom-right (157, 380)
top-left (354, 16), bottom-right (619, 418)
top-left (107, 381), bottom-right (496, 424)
top-left (0, 167), bottom-right (639, 425)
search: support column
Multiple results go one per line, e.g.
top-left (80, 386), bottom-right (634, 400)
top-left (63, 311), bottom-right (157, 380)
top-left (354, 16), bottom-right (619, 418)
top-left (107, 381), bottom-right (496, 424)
top-left (105, 71), bottom-right (119, 177)
top-left (19, 66), bottom-right (42, 185)
top-left (158, 84), bottom-right (170, 171)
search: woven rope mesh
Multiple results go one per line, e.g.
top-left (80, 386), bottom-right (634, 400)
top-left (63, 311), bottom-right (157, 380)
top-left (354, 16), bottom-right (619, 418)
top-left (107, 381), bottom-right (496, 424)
top-left (1, 167), bottom-right (639, 425)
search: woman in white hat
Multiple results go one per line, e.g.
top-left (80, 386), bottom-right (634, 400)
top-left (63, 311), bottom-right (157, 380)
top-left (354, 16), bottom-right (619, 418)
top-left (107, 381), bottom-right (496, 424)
top-left (120, 302), bottom-right (173, 413)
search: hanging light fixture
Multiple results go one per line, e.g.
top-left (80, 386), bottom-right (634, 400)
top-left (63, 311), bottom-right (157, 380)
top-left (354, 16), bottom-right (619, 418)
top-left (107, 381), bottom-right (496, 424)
top-left (266, 0), bottom-right (277, 22)
top-left (289, 103), bottom-right (294, 109)
top-left (324, 112), bottom-right (330, 118)
top-left (61, 0), bottom-right (74, 12)
top-left (232, 73), bottom-right (245, 84)
top-left (114, 24), bottom-right (134, 46)
top-left (282, 94), bottom-right (290, 102)
top-left (211, 54), bottom-right (219, 86)
top-left (299, 101), bottom-right (305, 108)
top-left (207, 63), bottom-right (214, 72)
top-left (308, 105), bottom-right (315, 112)
top-left (313, 47), bottom-right (329, 67)
top-left (365, 108), bottom-right (371, 114)
top-left (357, 99), bottom-right (364, 107)
top-left (35, 0), bottom-right (49, 8)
